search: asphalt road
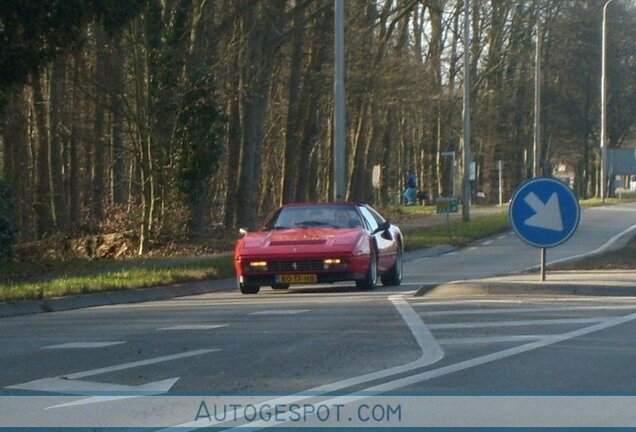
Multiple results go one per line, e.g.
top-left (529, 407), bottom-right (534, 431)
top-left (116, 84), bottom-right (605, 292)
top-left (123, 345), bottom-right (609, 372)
top-left (2, 202), bottom-right (636, 429)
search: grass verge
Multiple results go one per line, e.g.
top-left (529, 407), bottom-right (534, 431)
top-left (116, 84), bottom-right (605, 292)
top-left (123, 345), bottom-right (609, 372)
top-left (403, 212), bottom-right (510, 251)
top-left (0, 255), bottom-right (234, 302)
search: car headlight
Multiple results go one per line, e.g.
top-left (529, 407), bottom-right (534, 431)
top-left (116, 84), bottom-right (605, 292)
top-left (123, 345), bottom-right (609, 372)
top-left (248, 261), bottom-right (268, 271)
top-left (323, 258), bottom-right (346, 270)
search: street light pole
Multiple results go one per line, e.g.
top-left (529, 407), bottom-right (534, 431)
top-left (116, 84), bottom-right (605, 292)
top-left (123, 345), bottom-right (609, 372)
top-left (462, 0), bottom-right (472, 222)
top-left (333, 0), bottom-right (346, 202)
top-left (600, 0), bottom-right (614, 202)
top-left (533, 8), bottom-right (542, 178)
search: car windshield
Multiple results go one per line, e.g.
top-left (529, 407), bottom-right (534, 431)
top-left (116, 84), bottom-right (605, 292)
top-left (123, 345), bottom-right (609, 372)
top-left (266, 205), bottom-right (362, 230)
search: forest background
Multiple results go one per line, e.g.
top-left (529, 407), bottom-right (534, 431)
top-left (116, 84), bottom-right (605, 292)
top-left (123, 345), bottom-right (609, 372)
top-left (1, 0), bottom-right (635, 260)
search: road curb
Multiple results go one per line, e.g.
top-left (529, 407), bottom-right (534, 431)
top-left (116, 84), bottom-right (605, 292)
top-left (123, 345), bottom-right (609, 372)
top-left (0, 278), bottom-right (236, 319)
top-left (404, 244), bottom-right (456, 261)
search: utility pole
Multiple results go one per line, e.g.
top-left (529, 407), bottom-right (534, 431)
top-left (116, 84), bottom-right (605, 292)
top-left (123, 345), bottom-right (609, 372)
top-left (333, 0), bottom-right (346, 201)
top-left (462, 0), bottom-right (472, 222)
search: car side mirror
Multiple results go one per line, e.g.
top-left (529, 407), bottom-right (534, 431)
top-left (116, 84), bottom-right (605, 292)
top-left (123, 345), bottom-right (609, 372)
top-left (372, 221), bottom-right (390, 235)
top-left (238, 228), bottom-right (248, 237)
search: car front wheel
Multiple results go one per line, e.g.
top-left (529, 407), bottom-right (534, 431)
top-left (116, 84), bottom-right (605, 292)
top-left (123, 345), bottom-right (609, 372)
top-left (238, 277), bottom-right (260, 294)
top-left (381, 247), bottom-right (403, 286)
top-left (356, 249), bottom-right (377, 290)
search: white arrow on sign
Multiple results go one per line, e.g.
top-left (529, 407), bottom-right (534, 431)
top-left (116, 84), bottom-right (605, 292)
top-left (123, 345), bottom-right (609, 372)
top-left (523, 192), bottom-right (563, 232)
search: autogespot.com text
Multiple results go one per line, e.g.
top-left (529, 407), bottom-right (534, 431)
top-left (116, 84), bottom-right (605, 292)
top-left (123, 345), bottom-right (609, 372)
top-left (4, 394), bottom-right (636, 429)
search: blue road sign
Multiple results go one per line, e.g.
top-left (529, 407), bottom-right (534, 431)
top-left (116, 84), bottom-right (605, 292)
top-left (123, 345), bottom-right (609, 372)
top-left (509, 177), bottom-right (580, 248)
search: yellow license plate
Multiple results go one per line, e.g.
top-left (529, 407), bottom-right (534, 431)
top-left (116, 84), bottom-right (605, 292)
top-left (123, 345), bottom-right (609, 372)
top-left (278, 274), bottom-right (317, 284)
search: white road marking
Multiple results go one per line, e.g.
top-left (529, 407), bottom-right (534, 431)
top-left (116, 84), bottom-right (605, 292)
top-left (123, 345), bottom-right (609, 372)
top-left (8, 349), bottom-right (218, 409)
top-left (63, 349), bottom-right (218, 380)
top-left (250, 310), bottom-right (309, 316)
top-left (42, 342), bottom-right (125, 349)
top-left (197, 309), bottom-right (636, 430)
top-left (157, 295), bottom-right (444, 431)
top-left (468, 247), bottom-right (478, 251)
top-left (428, 317), bottom-right (608, 329)
top-left (45, 377), bottom-right (180, 409)
top-left (497, 235), bottom-right (507, 240)
top-left (414, 299), bottom-right (525, 307)
top-left (388, 295), bottom-right (444, 365)
top-left (482, 240), bottom-right (494, 246)
top-left (446, 252), bottom-right (458, 256)
top-left (157, 325), bottom-right (227, 331)
top-left (438, 335), bottom-right (546, 345)
top-left (413, 305), bottom-right (636, 316)
top-left (363, 311), bottom-right (636, 393)
top-left (9, 376), bottom-right (179, 395)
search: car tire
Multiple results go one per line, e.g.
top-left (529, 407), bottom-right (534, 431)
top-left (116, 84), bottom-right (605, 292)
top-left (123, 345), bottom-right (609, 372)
top-left (381, 247), bottom-right (403, 286)
top-left (356, 249), bottom-right (377, 290)
top-left (271, 283), bottom-right (290, 290)
top-left (238, 277), bottom-right (260, 294)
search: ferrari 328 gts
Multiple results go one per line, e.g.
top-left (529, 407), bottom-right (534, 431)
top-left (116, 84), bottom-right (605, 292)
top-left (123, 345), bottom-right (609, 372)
top-left (234, 202), bottom-right (404, 294)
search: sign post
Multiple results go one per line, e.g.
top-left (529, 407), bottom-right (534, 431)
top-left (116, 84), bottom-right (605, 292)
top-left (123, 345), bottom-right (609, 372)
top-left (509, 177), bottom-right (580, 281)
top-left (497, 160), bottom-right (503, 206)
top-left (436, 197), bottom-right (459, 229)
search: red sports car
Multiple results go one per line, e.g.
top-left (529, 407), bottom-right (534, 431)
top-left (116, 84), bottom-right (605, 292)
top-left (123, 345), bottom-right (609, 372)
top-left (234, 202), bottom-right (404, 294)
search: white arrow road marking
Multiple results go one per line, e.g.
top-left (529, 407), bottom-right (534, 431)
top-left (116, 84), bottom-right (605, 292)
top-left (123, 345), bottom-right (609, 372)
top-left (42, 342), bottom-right (125, 349)
top-left (9, 376), bottom-right (178, 394)
top-left (524, 191), bottom-right (563, 231)
top-left (43, 378), bottom-right (180, 409)
top-left (7, 349), bottom-right (218, 408)
top-left (61, 348), bottom-right (218, 380)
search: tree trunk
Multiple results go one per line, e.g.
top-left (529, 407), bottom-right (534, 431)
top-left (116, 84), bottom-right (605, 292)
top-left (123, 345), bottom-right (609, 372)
top-left (91, 27), bottom-right (108, 223)
top-left (69, 51), bottom-right (82, 228)
top-left (110, 33), bottom-right (127, 205)
top-left (236, 3), bottom-right (285, 230)
top-left (31, 76), bottom-right (53, 238)
top-left (281, 17), bottom-right (304, 204)
top-left (49, 55), bottom-right (68, 230)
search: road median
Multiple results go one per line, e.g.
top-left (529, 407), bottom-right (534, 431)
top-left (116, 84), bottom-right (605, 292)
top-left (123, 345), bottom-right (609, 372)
top-left (417, 270), bottom-right (636, 298)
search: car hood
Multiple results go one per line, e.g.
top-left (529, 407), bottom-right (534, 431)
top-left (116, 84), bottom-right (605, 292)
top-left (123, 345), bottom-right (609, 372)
top-left (239, 227), bottom-right (362, 252)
